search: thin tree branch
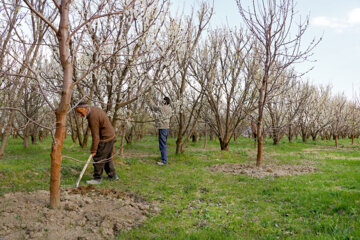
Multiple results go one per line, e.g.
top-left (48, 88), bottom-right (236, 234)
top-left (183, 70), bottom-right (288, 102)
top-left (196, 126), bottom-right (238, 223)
top-left (69, 0), bottom-right (137, 39)
top-left (0, 107), bottom-right (53, 132)
top-left (22, 0), bottom-right (58, 34)
top-left (52, 0), bottom-right (60, 10)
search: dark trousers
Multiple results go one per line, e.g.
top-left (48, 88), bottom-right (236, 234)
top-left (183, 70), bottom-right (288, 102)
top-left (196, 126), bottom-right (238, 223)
top-left (159, 129), bottom-right (169, 164)
top-left (93, 140), bottom-right (116, 179)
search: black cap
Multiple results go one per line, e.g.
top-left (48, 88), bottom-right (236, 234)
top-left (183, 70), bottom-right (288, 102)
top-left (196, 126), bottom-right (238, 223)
top-left (164, 97), bottom-right (170, 105)
top-left (75, 102), bottom-right (88, 108)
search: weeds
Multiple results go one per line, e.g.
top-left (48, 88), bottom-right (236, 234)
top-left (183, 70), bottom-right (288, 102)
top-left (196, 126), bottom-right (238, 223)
top-left (0, 136), bottom-right (359, 239)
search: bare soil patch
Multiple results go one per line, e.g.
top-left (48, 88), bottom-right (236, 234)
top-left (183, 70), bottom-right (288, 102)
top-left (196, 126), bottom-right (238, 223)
top-left (209, 163), bottom-right (317, 178)
top-left (0, 186), bottom-right (158, 240)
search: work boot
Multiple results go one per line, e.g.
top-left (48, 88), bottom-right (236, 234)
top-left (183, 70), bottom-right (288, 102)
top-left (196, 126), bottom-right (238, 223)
top-left (86, 178), bottom-right (102, 185)
top-left (157, 161), bottom-right (167, 166)
top-left (105, 173), bottom-right (119, 181)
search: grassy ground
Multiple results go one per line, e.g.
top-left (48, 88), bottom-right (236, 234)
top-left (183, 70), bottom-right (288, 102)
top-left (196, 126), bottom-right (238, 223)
top-left (1, 135), bottom-right (360, 239)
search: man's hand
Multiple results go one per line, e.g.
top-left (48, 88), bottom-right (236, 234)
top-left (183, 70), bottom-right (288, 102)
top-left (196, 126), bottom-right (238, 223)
top-left (91, 153), bottom-right (96, 157)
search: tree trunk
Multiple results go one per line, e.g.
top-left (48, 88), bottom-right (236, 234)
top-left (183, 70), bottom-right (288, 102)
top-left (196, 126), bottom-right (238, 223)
top-left (50, 1), bottom-right (73, 208)
top-left (125, 126), bottom-right (134, 145)
top-left (311, 134), bottom-right (317, 141)
top-left (176, 138), bottom-right (184, 154)
top-left (71, 129), bottom-right (77, 143)
top-left (257, 135), bottom-right (263, 167)
top-left (0, 125), bottom-right (11, 160)
top-left (24, 136), bottom-right (30, 149)
top-left (68, 108), bottom-right (76, 143)
top-left (219, 138), bottom-right (229, 151)
top-left (39, 130), bottom-right (44, 142)
top-left (82, 127), bottom-right (90, 148)
top-left (288, 126), bottom-right (294, 143)
top-left (256, 83), bottom-right (266, 167)
top-left (50, 111), bottom-right (69, 208)
top-left (69, 115), bottom-right (77, 143)
top-left (120, 127), bottom-right (126, 157)
top-left (335, 135), bottom-right (338, 148)
top-left (301, 132), bottom-right (307, 142)
top-left (203, 123), bottom-right (207, 149)
top-left (24, 125), bottom-right (31, 149)
top-left (273, 137), bottom-right (280, 145)
top-left (73, 112), bottom-right (84, 147)
top-left (192, 132), bottom-right (197, 142)
top-left (176, 112), bottom-right (185, 154)
top-left (272, 128), bottom-right (280, 145)
top-left (31, 126), bottom-right (38, 145)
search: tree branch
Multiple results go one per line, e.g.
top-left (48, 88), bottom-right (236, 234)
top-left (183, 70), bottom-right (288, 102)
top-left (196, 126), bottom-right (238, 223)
top-left (69, 0), bottom-right (137, 39)
top-left (22, 0), bottom-right (58, 34)
top-left (0, 107), bottom-right (53, 132)
top-left (52, 0), bottom-right (60, 10)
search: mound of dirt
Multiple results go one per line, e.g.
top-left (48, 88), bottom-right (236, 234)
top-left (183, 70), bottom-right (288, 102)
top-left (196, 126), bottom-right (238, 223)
top-left (209, 163), bottom-right (316, 178)
top-left (0, 186), bottom-right (158, 240)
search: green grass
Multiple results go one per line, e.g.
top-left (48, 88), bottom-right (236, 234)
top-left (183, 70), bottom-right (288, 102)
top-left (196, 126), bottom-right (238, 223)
top-left (1, 136), bottom-right (360, 239)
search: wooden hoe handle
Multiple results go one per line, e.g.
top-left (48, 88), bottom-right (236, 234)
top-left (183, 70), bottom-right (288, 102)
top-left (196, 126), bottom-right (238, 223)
top-left (75, 154), bottom-right (93, 187)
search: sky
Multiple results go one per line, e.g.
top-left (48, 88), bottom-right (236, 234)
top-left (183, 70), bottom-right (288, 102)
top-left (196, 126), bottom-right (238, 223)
top-left (172, 0), bottom-right (360, 99)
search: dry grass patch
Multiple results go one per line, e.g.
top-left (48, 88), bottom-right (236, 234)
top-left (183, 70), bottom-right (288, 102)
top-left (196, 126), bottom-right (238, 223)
top-left (209, 163), bottom-right (317, 178)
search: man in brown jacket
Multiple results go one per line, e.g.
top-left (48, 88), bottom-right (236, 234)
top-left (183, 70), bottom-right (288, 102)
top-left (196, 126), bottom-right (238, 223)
top-left (75, 102), bottom-right (118, 184)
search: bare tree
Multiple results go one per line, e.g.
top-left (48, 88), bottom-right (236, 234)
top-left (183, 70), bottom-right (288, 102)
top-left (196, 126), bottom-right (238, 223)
top-left (0, 0), bottom-right (50, 159)
top-left (192, 28), bottom-right (257, 151)
top-left (298, 85), bottom-right (331, 142)
top-left (164, 2), bottom-right (213, 154)
top-left (329, 94), bottom-right (348, 148)
top-left (284, 80), bottom-right (311, 143)
top-left (346, 108), bottom-right (356, 144)
top-left (236, 0), bottom-right (320, 166)
top-left (348, 96), bottom-right (360, 144)
top-left (65, 0), bottom-right (171, 150)
top-left (22, 0), bottom-right (136, 208)
top-left (264, 75), bottom-right (310, 145)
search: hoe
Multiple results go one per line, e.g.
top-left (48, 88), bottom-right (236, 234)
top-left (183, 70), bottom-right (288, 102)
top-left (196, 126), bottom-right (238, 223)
top-left (75, 154), bottom-right (93, 187)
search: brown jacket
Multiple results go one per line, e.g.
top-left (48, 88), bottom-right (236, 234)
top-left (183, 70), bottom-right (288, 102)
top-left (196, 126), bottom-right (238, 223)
top-left (86, 106), bottom-right (115, 153)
